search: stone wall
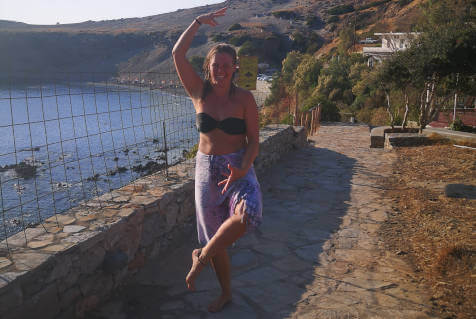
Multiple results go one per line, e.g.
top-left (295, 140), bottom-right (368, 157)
top-left (0, 125), bottom-right (307, 319)
top-left (371, 126), bottom-right (476, 149)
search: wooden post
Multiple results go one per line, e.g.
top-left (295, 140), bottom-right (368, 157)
top-left (316, 105), bottom-right (322, 133)
top-left (294, 91), bottom-right (298, 126)
top-left (310, 110), bottom-right (315, 136)
top-left (314, 109), bottom-right (318, 135)
top-left (313, 109), bottom-right (317, 135)
top-left (305, 113), bottom-right (310, 135)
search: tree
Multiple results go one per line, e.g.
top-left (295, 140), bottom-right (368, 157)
top-left (420, 0), bottom-right (475, 31)
top-left (264, 51), bottom-right (303, 109)
top-left (315, 55), bottom-right (353, 105)
top-left (338, 26), bottom-right (355, 54)
top-left (290, 31), bottom-right (325, 54)
top-left (238, 40), bottom-right (258, 56)
top-left (293, 55), bottom-right (322, 98)
top-left (397, 24), bottom-right (476, 131)
top-left (281, 51), bottom-right (303, 85)
top-left (290, 55), bottom-right (323, 123)
top-left (373, 0), bottom-right (476, 131)
top-left (301, 94), bottom-right (341, 122)
top-left (374, 57), bottom-right (413, 128)
top-left (264, 72), bottom-right (285, 106)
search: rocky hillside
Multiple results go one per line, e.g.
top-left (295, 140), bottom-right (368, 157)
top-left (0, 0), bottom-right (423, 79)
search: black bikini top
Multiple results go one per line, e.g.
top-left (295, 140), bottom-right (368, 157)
top-left (196, 112), bottom-right (246, 135)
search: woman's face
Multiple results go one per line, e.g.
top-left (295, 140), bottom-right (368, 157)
top-left (209, 52), bottom-right (236, 88)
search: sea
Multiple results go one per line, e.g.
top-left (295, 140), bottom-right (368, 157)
top-left (0, 83), bottom-right (197, 238)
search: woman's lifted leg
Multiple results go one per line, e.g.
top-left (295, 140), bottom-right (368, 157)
top-left (186, 208), bottom-right (247, 311)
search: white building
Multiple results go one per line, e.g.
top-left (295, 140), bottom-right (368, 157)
top-left (362, 32), bottom-right (420, 67)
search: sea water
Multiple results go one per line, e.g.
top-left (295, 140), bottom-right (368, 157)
top-left (0, 83), bottom-right (197, 237)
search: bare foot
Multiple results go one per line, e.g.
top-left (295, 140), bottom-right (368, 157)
top-left (208, 293), bottom-right (232, 313)
top-left (185, 249), bottom-right (204, 291)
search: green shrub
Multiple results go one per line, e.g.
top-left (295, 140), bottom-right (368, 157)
top-left (272, 10), bottom-right (299, 20)
top-left (229, 35), bottom-right (251, 46)
top-left (301, 95), bottom-right (341, 122)
top-left (327, 4), bottom-right (354, 15)
top-left (370, 107), bottom-right (389, 126)
top-left (327, 16), bottom-right (339, 23)
top-left (306, 15), bottom-right (325, 29)
top-left (228, 23), bottom-right (243, 31)
top-left (356, 107), bottom-right (373, 124)
top-left (450, 118), bottom-right (464, 131)
top-left (291, 31), bottom-right (324, 53)
top-left (211, 33), bottom-right (228, 42)
top-left (393, 113), bottom-right (403, 126)
top-left (355, 12), bottom-right (374, 29)
top-left (357, 0), bottom-right (390, 11)
top-left (351, 94), bottom-right (366, 109)
top-left (264, 73), bottom-right (283, 106)
top-left (280, 113), bottom-right (294, 125)
top-left (320, 99), bottom-right (341, 122)
top-left (449, 119), bottom-right (476, 133)
top-left (184, 144), bottom-right (198, 159)
top-left (398, 0), bottom-right (412, 6)
top-left (238, 40), bottom-right (258, 56)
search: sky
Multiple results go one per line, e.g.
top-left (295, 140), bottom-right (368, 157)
top-left (0, 0), bottom-right (225, 25)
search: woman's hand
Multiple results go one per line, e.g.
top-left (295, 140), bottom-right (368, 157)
top-left (218, 164), bottom-right (247, 194)
top-left (196, 7), bottom-right (227, 27)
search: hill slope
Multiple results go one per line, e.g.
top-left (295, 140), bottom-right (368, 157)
top-left (0, 0), bottom-right (423, 79)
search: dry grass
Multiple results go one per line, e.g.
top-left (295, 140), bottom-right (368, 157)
top-left (426, 133), bottom-right (476, 148)
top-left (379, 143), bottom-right (476, 318)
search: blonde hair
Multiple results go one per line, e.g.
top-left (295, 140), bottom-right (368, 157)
top-left (201, 43), bottom-right (237, 100)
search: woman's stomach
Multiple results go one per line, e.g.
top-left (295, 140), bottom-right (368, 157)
top-left (198, 131), bottom-right (247, 155)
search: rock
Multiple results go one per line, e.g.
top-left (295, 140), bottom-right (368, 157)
top-left (27, 239), bottom-right (54, 249)
top-left (10, 252), bottom-right (51, 271)
top-left (0, 258), bottom-right (12, 270)
top-left (445, 184), bottom-right (476, 199)
top-left (42, 243), bottom-right (73, 253)
top-left (4, 228), bottom-right (46, 247)
top-left (63, 225), bottom-right (86, 233)
top-left (118, 208), bottom-right (135, 218)
top-left (45, 215), bottom-right (76, 225)
top-left (102, 251), bottom-right (128, 274)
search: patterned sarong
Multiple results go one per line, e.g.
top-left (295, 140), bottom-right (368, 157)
top-left (195, 149), bottom-right (263, 245)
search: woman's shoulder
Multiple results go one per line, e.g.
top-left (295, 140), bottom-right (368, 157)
top-left (234, 86), bottom-right (254, 101)
top-left (232, 86), bottom-right (257, 112)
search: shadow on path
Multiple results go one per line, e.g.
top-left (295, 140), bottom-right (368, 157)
top-left (90, 143), bottom-right (356, 318)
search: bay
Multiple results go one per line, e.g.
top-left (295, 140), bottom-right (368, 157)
top-left (0, 82), bottom-right (197, 238)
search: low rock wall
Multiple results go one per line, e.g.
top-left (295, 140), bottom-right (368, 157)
top-left (423, 127), bottom-right (476, 146)
top-left (371, 126), bottom-right (476, 149)
top-left (370, 126), bottom-right (420, 148)
top-left (385, 133), bottom-right (428, 149)
top-left (0, 125), bottom-right (307, 319)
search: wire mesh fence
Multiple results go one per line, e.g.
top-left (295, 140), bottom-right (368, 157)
top-left (0, 71), bottom-right (271, 252)
top-left (0, 71), bottom-right (200, 248)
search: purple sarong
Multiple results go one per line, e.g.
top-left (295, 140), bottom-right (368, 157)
top-left (195, 148), bottom-right (263, 245)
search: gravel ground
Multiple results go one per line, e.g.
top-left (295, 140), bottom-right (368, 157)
top-left (379, 142), bottom-right (475, 318)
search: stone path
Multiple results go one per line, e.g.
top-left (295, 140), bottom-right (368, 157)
top-left (92, 123), bottom-right (436, 319)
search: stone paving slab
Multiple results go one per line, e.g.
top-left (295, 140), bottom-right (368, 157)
top-left (90, 123), bottom-right (436, 319)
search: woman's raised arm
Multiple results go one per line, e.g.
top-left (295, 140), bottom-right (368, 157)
top-left (172, 7), bottom-right (227, 100)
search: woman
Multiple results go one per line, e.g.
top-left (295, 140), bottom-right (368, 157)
top-left (172, 7), bottom-right (263, 313)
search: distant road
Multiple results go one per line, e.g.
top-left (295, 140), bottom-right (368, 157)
top-left (253, 79), bottom-right (271, 108)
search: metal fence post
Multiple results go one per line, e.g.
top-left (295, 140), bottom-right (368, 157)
top-left (163, 121), bottom-right (169, 180)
